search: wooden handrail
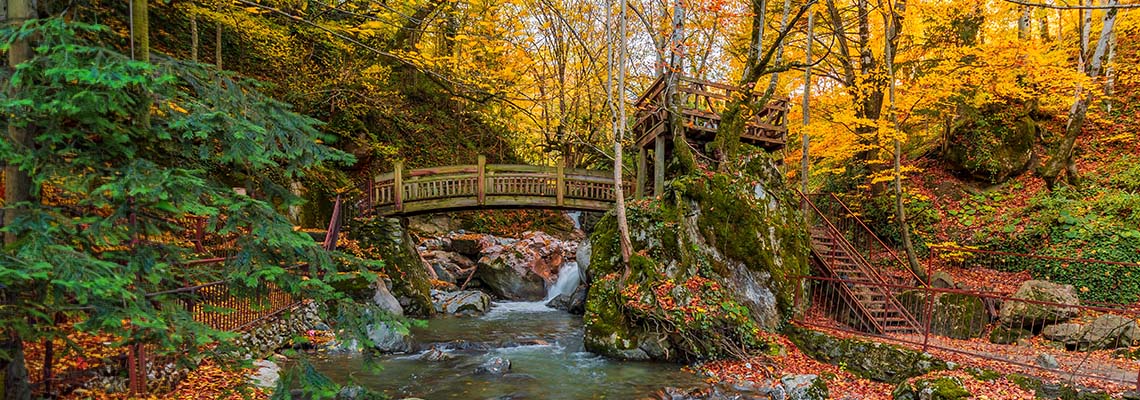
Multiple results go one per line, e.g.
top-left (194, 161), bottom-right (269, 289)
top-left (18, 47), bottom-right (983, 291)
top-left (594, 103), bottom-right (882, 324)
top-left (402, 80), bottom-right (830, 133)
top-left (364, 159), bottom-right (632, 215)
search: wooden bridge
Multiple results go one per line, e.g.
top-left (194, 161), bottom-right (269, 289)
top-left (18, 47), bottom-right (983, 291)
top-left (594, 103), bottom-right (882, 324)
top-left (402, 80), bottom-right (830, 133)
top-left (355, 156), bottom-right (632, 217)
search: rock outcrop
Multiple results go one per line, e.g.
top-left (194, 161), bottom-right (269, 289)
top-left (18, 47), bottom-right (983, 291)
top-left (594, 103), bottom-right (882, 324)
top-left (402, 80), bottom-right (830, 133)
top-left (351, 217), bottom-right (435, 316)
top-left (583, 156), bottom-right (810, 362)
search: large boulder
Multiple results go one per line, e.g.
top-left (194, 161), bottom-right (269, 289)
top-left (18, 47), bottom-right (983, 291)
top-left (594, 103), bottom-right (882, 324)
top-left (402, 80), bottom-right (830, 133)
top-left (422, 250), bottom-right (475, 285)
top-left (367, 321), bottom-right (413, 353)
top-left (473, 231), bottom-right (577, 300)
top-left (432, 290), bottom-right (491, 316)
top-left (898, 291), bottom-right (988, 340)
top-left (942, 102), bottom-right (1040, 184)
top-left (583, 156), bottom-right (811, 362)
top-left (351, 217), bottom-right (435, 316)
top-left (546, 284), bottom-right (588, 314)
top-left (475, 245), bottom-right (549, 300)
top-left (999, 280), bottom-right (1080, 331)
top-left (373, 279), bottom-right (405, 317)
top-left (1042, 314), bottom-right (1140, 350)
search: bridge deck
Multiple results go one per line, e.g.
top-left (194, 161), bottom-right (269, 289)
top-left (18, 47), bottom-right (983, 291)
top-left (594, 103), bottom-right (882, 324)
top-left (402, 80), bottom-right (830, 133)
top-left (357, 158), bottom-right (631, 216)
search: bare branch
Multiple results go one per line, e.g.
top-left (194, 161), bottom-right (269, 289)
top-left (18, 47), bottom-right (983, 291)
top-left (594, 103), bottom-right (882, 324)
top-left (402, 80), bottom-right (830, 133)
top-left (999, 0), bottom-right (1140, 9)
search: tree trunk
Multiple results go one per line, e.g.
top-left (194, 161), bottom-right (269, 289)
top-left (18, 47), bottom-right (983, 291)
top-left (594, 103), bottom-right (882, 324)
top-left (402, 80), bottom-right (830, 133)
top-left (764, 0), bottom-right (793, 98)
top-left (4, 0), bottom-right (34, 394)
top-left (1017, 6), bottom-right (1031, 39)
top-left (1041, 0), bottom-right (1117, 189)
top-left (216, 20), bottom-right (223, 69)
top-left (190, 14), bottom-right (199, 62)
top-left (800, 10), bottom-right (813, 196)
top-left (883, 0), bottom-right (924, 282)
top-left (1103, 28), bottom-right (1116, 112)
top-left (607, 0), bottom-right (633, 271)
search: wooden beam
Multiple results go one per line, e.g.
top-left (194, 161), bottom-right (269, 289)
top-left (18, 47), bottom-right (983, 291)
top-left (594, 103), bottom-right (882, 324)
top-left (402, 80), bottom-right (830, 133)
top-left (654, 135), bottom-right (665, 196)
top-left (556, 158), bottom-right (565, 206)
top-left (477, 155), bottom-right (486, 205)
top-left (636, 148), bottom-right (647, 199)
top-left (393, 160), bottom-right (404, 212)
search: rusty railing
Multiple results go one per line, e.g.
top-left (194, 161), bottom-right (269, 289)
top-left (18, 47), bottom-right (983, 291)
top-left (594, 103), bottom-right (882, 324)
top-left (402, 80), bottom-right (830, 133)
top-left (794, 274), bottom-right (1140, 391)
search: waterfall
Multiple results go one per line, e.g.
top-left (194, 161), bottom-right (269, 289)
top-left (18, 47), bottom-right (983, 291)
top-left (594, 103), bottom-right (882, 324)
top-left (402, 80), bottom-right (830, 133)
top-left (545, 261), bottom-right (581, 302)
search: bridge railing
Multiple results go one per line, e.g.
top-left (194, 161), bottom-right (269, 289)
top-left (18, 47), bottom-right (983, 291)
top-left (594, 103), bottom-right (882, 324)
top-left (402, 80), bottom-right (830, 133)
top-left (359, 156), bottom-right (631, 215)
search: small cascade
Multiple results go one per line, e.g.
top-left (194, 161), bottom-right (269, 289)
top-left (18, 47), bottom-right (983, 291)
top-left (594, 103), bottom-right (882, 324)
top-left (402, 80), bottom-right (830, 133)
top-left (568, 211), bottom-right (582, 230)
top-left (545, 261), bottom-right (581, 302)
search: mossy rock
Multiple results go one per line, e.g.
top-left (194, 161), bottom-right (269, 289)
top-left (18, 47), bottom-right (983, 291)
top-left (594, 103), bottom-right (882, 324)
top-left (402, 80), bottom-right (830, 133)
top-left (931, 293), bottom-right (987, 339)
top-left (896, 292), bottom-right (987, 339)
top-left (582, 156), bottom-right (810, 361)
top-left (785, 325), bottom-right (947, 384)
top-left (350, 217), bottom-right (435, 317)
top-left (892, 376), bottom-right (971, 400)
top-left (989, 326), bottom-right (1032, 344)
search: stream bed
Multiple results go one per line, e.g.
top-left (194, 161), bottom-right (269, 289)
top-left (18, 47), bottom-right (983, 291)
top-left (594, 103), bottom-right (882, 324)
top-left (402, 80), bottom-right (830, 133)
top-left (308, 301), bottom-right (704, 399)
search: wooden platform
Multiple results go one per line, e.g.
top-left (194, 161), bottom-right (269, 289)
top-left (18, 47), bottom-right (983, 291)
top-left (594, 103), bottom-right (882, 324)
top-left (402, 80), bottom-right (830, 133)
top-left (632, 75), bottom-right (788, 151)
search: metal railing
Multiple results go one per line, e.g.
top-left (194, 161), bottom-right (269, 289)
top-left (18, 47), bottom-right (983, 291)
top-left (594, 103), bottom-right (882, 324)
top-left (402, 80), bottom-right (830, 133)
top-left (806, 193), bottom-right (924, 287)
top-left (794, 275), bottom-right (1140, 391)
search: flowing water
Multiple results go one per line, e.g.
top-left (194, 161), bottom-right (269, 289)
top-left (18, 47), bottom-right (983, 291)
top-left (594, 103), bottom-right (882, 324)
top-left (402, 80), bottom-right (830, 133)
top-left (309, 265), bottom-right (703, 399)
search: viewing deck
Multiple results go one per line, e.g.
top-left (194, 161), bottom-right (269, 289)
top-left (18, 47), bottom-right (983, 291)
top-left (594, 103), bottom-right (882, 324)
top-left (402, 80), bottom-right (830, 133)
top-left (631, 75), bottom-right (789, 151)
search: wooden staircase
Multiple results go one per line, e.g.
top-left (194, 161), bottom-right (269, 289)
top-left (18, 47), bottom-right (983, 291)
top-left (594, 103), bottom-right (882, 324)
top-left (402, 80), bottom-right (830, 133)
top-left (809, 224), bottom-right (920, 335)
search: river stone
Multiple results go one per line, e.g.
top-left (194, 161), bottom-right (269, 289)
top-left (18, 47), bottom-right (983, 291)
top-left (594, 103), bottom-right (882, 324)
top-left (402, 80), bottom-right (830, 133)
top-left (475, 356), bottom-right (511, 375)
top-left (576, 239), bottom-right (592, 283)
top-left (367, 321), bottom-right (413, 353)
top-left (432, 290), bottom-right (491, 315)
top-left (1000, 280), bottom-right (1080, 330)
top-left (891, 376), bottom-right (970, 400)
top-left (546, 284), bottom-right (588, 315)
top-left (1036, 353), bottom-right (1060, 369)
top-left (449, 235), bottom-right (484, 258)
top-left (781, 374), bottom-right (828, 400)
top-left (373, 280), bottom-right (404, 317)
top-left (250, 359), bottom-right (280, 388)
top-left (419, 348), bottom-right (455, 362)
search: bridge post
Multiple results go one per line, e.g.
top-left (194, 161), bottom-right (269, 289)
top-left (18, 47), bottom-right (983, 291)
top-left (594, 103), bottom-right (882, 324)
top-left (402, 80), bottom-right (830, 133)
top-left (636, 147), bottom-right (647, 198)
top-left (477, 155), bottom-right (486, 205)
top-left (654, 135), bottom-right (665, 196)
top-left (394, 160), bottom-right (404, 212)
top-left (556, 159), bottom-right (565, 206)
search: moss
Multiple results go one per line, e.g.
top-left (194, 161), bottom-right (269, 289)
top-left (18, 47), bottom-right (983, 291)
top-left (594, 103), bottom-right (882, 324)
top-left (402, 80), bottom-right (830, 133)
top-left (582, 159), bottom-right (810, 361)
top-left (989, 326), bottom-right (1032, 344)
top-left (785, 325), bottom-right (947, 384)
top-left (965, 367), bottom-right (1002, 382)
top-left (349, 216), bottom-right (434, 316)
top-left (1004, 373), bottom-right (1042, 392)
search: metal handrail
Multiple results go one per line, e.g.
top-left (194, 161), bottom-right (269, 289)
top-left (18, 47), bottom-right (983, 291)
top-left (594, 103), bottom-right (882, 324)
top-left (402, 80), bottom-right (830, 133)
top-left (825, 192), bottom-right (926, 286)
top-left (799, 190), bottom-right (922, 332)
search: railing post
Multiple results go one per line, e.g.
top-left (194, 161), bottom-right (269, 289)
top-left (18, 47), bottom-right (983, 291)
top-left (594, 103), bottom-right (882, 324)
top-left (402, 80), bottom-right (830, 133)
top-left (477, 155), bottom-right (486, 206)
top-left (654, 135), bottom-right (665, 196)
top-left (393, 160), bottom-right (404, 212)
top-left (556, 158), bottom-right (565, 206)
top-left (921, 286), bottom-right (934, 352)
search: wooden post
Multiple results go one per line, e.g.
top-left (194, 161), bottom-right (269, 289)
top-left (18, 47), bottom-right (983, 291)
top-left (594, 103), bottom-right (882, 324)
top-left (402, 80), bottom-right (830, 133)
top-left (477, 155), bottom-right (486, 205)
top-left (393, 160), bottom-right (404, 212)
top-left (636, 147), bottom-right (647, 198)
top-left (654, 135), bottom-right (666, 196)
top-left (556, 158), bottom-right (566, 206)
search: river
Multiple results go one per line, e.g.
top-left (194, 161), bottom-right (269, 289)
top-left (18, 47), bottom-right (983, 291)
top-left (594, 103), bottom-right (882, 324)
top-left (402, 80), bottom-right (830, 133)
top-left (308, 276), bottom-right (704, 398)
